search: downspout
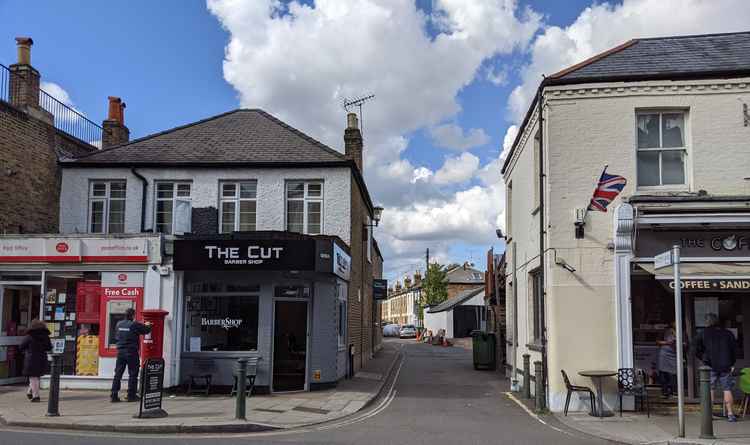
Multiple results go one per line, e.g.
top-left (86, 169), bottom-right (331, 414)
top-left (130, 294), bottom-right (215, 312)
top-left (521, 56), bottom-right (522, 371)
top-left (131, 168), bottom-right (147, 232)
top-left (537, 82), bottom-right (548, 410)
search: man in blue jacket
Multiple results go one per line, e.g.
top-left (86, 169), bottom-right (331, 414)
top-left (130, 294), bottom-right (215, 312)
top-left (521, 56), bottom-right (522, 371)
top-left (696, 313), bottom-right (737, 422)
top-left (110, 308), bottom-right (152, 402)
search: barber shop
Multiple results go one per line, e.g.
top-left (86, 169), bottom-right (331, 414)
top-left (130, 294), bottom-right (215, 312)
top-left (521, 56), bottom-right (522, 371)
top-left (615, 198), bottom-right (750, 401)
top-left (173, 233), bottom-right (351, 393)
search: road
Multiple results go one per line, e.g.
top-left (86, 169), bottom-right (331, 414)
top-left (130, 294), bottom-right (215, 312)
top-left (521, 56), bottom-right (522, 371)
top-left (0, 339), bottom-right (609, 445)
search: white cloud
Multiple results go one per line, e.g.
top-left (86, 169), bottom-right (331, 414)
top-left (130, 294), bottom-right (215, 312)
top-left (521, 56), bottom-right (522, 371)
top-left (433, 152), bottom-right (480, 185)
top-left (40, 81), bottom-right (74, 106)
top-left (208, 0), bottom-right (540, 278)
top-left (509, 0), bottom-right (750, 120)
top-left (429, 123), bottom-right (490, 151)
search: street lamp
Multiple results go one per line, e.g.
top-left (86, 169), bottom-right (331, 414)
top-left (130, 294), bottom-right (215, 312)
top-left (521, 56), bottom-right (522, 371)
top-left (365, 206), bottom-right (384, 229)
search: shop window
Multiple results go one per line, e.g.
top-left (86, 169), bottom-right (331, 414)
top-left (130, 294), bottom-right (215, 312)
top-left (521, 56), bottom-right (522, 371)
top-left (184, 294), bottom-right (259, 352)
top-left (155, 182), bottom-right (191, 234)
top-left (636, 111), bottom-right (688, 187)
top-left (286, 181), bottom-right (323, 235)
top-left (219, 181), bottom-right (257, 233)
top-left (337, 281), bottom-right (348, 349)
top-left (88, 181), bottom-right (126, 234)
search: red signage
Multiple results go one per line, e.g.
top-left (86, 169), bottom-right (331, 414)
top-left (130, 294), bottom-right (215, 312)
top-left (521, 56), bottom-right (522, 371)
top-left (118, 273), bottom-right (128, 282)
top-left (56, 242), bottom-right (69, 253)
top-left (102, 287), bottom-right (144, 298)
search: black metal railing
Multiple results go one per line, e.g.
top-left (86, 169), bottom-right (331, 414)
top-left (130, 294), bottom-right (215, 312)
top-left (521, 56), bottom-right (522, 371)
top-left (1, 62), bottom-right (102, 146)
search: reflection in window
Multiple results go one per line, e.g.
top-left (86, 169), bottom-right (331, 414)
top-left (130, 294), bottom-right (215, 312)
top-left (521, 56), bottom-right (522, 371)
top-left (286, 181), bottom-right (323, 235)
top-left (636, 111), bottom-right (687, 187)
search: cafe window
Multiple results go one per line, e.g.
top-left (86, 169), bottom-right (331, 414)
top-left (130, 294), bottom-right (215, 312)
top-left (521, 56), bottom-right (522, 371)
top-left (219, 181), bottom-right (257, 233)
top-left (89, 181), bottom-right (126, 234)
top-left (184, 294), bottom-right (259, 352)
top-left (636, 111), bottom-right (688, 187)
top-left (155, 182), bottom-right (191, 234)
top-left (286, 181), bottom-right (323, 235)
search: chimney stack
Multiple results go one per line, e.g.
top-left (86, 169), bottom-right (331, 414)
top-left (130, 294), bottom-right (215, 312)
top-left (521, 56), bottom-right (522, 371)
top-left (9, 37), bottom-right (41, 110)
top-left (344, 112), bottom-right (363, 172)
top-left (102, 96), bottom-right (130, 148)
top-left (413, 271), bottom-right (422, 286)
top-left (404, 276), bottom-right (412, 289)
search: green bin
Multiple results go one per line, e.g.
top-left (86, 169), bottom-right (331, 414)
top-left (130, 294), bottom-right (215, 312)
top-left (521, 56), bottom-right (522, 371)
top-left (471, 331), bottom-right (496, 370)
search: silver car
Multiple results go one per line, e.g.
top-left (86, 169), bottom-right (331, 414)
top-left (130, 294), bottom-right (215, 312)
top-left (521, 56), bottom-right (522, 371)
top-left (399, 325), bottom-right (417, 338)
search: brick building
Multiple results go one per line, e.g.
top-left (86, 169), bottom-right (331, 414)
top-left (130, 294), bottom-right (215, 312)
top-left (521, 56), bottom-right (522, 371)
top-left (0, 37), bottom-right (98, 235)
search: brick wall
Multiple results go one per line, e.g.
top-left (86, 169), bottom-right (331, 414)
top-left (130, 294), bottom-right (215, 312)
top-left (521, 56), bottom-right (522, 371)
top-left (0, 101), bottom-right (94, 234)
top-left (446, 283), bottom-right (482, 300)
top-left (348, 175), bottom-right (374, 372)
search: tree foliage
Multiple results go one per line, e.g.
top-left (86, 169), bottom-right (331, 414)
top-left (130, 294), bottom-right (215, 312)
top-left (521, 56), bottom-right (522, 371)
top-left (423, 262), bottom-right (448, 307)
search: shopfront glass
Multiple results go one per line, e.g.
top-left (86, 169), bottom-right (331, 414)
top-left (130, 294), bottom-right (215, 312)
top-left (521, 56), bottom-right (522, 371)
top-left (0, 272), bottom-right (42, 381)
top-left (184, 280), bottom-right (260, 352)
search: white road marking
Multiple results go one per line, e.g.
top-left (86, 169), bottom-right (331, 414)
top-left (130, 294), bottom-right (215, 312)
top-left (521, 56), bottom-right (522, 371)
top-left (504, 391), bottom-right (577, 438)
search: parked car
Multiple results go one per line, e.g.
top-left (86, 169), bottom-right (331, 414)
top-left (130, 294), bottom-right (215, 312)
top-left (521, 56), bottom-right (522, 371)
top-left (383, 324), bottom-right (401, 337)
top-left (399, 325), bottom-right (417, 338)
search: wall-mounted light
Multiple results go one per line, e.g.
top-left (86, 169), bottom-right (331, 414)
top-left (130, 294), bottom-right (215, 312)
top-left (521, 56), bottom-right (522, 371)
top-left (555, 257), bottom-right (576, 273)
top-left (364, 206), bottom-right (384, 230)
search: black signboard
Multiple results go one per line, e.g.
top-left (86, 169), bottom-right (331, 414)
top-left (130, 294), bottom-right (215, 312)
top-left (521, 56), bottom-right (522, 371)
top-left (658, 277), bottom-right (750, 292)
top-left (137, 358), bottom-right (167, 419)
top-left (174, 239), bottom-right (316, 271)
top-left (373, 279), bottom-right (388, 300)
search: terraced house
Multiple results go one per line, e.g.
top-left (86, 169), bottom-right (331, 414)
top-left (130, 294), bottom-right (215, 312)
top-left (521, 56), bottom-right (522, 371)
top-left (503, 31), bottom-right (750, 413)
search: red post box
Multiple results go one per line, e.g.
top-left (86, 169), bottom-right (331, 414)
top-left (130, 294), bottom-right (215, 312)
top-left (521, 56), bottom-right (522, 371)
top-left (141, 309), bottom-right (169, 362)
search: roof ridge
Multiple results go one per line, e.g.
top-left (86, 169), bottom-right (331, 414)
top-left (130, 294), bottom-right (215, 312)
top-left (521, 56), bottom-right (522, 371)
top-left (637, 30), bottom-right (750, 41)
top-left (72, 109), bottom-right (247, 160)
top-left (253, 109), bottom-right (346, 160)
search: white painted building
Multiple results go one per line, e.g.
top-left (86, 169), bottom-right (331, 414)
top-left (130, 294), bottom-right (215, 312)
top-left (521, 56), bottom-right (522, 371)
top-left (423, 287), bottom-right (486, 339)
top-left (502, 32), bottom-right (750, 413)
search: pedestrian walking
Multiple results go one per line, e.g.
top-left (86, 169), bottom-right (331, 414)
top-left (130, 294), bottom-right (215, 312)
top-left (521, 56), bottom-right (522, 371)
top-left (19, 320), bottom-right (52, 403)
top-left (110, 308), bottom-right (152, 403)
top-left (696, 313), bottom-right (737, 422)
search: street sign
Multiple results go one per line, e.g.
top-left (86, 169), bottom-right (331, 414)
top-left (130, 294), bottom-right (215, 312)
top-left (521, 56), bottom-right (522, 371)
top-left (654, 250), bottom-right (673, 270)
top-left (136, 357), bottom-right (167, 419)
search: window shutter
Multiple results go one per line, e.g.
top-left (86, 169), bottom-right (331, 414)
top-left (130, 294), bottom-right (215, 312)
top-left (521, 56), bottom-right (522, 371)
top-left (173, 198), bottom-right (192, 235)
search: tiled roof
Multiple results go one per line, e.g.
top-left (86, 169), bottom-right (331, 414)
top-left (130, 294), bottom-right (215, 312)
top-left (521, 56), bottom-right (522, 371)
top-left (446, 265), bottom-right (485, 284)
top-left (66, 109), bottom-right (347, 165)
top-left (427, 287), bottom-right (484, 313)
top-left (551, 32), bottom-right (750, 82)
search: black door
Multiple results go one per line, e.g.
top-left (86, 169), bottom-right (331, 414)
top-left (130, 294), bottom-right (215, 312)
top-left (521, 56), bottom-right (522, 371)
top-left (273, 300), bottom-right (308, 392)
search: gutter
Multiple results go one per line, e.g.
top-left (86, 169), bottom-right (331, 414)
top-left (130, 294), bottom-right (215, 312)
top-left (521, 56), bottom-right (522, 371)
top-left (130, 168), bottom-right (148, 232)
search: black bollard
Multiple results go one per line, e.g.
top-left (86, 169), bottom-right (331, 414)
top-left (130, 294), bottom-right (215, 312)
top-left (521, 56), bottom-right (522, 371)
top-left (522, 354), bottom-right (531, 399)
top-left (534, 361), bottom-right (545, 412)
top-left (46, 353), bottom-right (61, 417)
top-left (699, 366), bottom-right (715, 440)
top-left (235, 358), bottom-right (247, 420)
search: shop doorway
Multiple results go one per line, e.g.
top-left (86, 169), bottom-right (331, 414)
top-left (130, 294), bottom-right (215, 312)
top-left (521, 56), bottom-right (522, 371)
top-left (0, 285), bottom-right (41, 384)
top-left (272, 300), bottom-right (308, 392)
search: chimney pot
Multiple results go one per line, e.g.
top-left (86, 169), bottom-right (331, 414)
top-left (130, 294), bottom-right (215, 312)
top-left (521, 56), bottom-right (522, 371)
top-left (15, 37), bottom-right (33, 65)
top-left (102, 96), bottom-right (130, 148)
top-left (346, 112), bottom-right (358, 129)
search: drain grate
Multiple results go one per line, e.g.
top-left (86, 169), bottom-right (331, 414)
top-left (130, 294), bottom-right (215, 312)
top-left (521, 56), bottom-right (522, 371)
top-left (292, 406), bottom-right (330, 415)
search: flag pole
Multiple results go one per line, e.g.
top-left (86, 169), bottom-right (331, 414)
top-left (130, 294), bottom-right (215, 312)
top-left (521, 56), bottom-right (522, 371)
top-left (583, 164), bottom-right (607, 223)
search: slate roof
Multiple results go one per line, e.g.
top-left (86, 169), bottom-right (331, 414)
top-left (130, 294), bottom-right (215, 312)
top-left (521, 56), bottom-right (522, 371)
top-left (550, 31), bottom-right (750, 83)
top-left (65, 109), bottom-right (347, 165)
top-left (427, 287), bottom-right (484, 314)
top-left (446, 264), bottom-right (485, 284)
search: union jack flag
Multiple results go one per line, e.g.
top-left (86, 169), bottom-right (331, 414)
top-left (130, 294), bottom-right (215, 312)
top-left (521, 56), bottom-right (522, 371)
top-left (587, 167), bottom-right (627, 212)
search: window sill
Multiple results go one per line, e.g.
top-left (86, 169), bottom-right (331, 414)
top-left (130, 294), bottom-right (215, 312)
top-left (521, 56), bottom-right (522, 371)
top-left (526, 342), bottom-right (545, 352)
top-left (634, 185), bottom-right (689, 194)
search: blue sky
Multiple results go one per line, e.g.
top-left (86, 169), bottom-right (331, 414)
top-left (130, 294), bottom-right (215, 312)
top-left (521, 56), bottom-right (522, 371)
top-left (3, 0), bottom-right (745, 281)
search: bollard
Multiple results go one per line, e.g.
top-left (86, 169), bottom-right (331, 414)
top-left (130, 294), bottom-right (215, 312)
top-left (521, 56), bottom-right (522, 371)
top-left (699, 366), bottom-right (715, 440)
top-left (235, 358), bottom-right (247, 420)
top-left (534, 361), bottom-right (545, 412)
top-left (46, 353), bottom-right (61, 417)
top-left (522, 354), bottom-right (531, 399)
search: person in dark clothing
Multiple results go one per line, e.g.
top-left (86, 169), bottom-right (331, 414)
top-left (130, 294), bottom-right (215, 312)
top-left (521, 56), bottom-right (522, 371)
top-left (110, 308), bottom-right (151, 402)
top-left (696, 313), bottom-right (737, 422)
top-left (19, 320), bottom-right (52, 402)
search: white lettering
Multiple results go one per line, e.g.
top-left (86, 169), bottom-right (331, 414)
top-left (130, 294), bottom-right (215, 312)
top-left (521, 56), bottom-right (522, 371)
top-left (272, 247), bottom-right (284, 258)
top-left (204, 245), bottom-right (218, 258)
top-left (200, 317), bottom-right (243, 330)
top-left (248, 246), bottom-right (260, 259)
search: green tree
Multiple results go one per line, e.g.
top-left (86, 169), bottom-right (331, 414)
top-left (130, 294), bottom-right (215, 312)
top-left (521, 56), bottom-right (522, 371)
top-left (421, 263), bottom-right (448, 314)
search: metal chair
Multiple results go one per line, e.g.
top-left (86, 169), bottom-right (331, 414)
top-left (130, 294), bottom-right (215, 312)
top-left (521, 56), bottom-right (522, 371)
top-left (617, 368), bottom-right (650, 417)
top-left (231, 357), bottom-right (259, 397)
top-left (561, 370), bottom-right (597, 416)
top-left (739, 368), bottom-right (750, 418)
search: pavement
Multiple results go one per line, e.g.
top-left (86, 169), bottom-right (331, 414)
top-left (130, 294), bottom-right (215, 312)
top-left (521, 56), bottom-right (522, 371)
top-left (0, 338), bottom-right (609, 444)
top-left (556, 407), bottom-right (750, 445)
top-left (0, 341), bottom-right (402, 434)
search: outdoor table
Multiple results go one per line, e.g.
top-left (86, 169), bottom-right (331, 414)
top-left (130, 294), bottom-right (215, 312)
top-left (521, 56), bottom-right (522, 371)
top-left (579, 370), bottom-right (617, 417)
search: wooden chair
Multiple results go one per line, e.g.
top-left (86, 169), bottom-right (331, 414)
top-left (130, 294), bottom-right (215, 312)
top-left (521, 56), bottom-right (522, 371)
top-left (561, 370), bottom-right (597, 416)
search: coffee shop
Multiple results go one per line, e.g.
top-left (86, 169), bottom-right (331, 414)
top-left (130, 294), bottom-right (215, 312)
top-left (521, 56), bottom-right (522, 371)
top-left (173, 233), bottom-right (351, 393)
top-left (614, 198), bottom-right (750, 400)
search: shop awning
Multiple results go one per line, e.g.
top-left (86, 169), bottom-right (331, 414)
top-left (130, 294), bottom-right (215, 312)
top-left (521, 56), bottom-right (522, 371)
top-left (636, 262), bottom-right (750, 278)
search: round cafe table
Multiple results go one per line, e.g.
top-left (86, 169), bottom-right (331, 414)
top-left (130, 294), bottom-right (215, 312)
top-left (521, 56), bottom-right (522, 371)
top-left (579, 370), bottom-right (617, 417)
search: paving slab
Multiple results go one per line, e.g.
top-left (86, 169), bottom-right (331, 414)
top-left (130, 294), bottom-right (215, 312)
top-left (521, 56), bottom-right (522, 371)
top-left (0, 342), bottom-right (402, 434)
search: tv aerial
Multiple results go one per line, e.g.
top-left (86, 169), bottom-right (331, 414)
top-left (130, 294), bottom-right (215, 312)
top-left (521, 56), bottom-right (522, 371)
top-left (342, 94), bottom-right (375, 134)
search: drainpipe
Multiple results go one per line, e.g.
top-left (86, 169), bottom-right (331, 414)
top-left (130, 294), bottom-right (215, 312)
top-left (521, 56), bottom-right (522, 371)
top-left (131, 168), bottom-right (147, 232)
top-left (537, 83), bottom-right (548, 410)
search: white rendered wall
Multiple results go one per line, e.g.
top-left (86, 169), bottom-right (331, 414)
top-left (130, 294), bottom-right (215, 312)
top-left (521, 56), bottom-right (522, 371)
top-left (60, 167), bottom-right (352, 245)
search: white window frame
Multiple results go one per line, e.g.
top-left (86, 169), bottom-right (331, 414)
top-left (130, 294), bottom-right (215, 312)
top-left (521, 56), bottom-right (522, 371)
top-left (635, 110), bottom-right (690, 190)
top-left (154, 181), bottom-right (192, 235)
top-left (219, 180), bottom-right (258, 233)
top-left (285, 180), bottom-right (324, 235)
top-left (87, 180), bottom-right (126, 234)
